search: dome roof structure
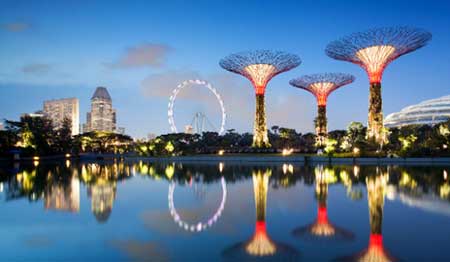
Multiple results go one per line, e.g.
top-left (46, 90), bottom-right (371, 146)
top-left (385, 95), bottom-right (450, 127)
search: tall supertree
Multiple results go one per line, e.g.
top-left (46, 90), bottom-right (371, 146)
top-left (326, 27), bottom-right (431, 144)
top-left (220, 50), bottom-right (301, 148)
top-left (290, 73), bottom-right (354, 146)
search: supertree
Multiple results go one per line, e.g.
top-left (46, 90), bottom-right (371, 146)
top-left (326, 26), bottom-right (431, 144)
top-left (290, 73), bottom-right (354, 146)
top-left (220, 50), bottom-right (301, 148)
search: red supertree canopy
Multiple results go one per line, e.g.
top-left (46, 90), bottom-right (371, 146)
top-left (325, 27), bottom-right (431, 83)
top-left (219, 50), bottom-right (301, 95)
top-left (290, 73), bottom-right (355, 105)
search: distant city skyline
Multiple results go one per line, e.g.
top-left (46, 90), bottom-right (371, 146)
top-left (1, 0), bottom-right (450, 138)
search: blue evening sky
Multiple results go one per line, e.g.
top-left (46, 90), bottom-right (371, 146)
top-left (1, 0), bottom-right (449, 138)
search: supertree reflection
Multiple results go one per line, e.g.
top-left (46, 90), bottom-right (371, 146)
top-left (336, 168), bottom-right (397, 262)
top-left (293, 166), bottom-right (354, 241)
top-left (222, 168), bottom-right (299, 260)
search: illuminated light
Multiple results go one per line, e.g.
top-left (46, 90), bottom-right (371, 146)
top-left (244, 64), bottom-right (276, 95)
top-left (219, 162), bottom-right (224, 173)
top-left (309, 82), bottom-right (336, 106)
top-left (281, 148), bottom-right (293, 156)
top-left (65, 160), bottom-right (70, 168)
top-left (218, 149), bottom-right (225, 156)
top-left (444, 144), bottom-right (448, 149)
top-left (33, 156), bottom-right (40, 161)
top-left (290, 73), bottom-right (354, 146)
top-left (220, 50), bottom-right (301, 148)
top-left (282, 164), bottom-right (288, 175)
top-left (165, 141), bottom-right (175, 153)
top-left (33, 160), bottom-right (39, 167)
top-left (65, 153), bottom-right (71, 158)
top-left (356, 45), bottom-right (396, 83)
top-left (353, 147), bottom-right (360, 155)
top-left (444, 170), bottom-right (448, 180)
top-left (326, 27), bottom-right (432, 145)
top-left (246, 221), bottom-right (276, 256)
top-left (353, 165), bottom-right (360, 177)
top-left (165, 165), bottom-right (175, 179)
top-left (282, 163), bottom-right (294, 175)
top-left (440, 184), bottom-right (450, 199)
top-left (0, 182), bottom-right (3, 193)
top-left (168, 79), bottom-right (226, 135)
top-left (168, 177), bottom-right (227, 233)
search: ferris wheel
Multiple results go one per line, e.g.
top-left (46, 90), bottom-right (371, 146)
top-left (168, 79), bottom-right (226, 135)
top-left (168, 177), bottom-right (227, 233)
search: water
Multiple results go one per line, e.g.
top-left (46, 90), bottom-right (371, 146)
top-left (1, 160), bottom-right (449, 261)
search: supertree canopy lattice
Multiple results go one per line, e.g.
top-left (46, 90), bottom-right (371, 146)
top-left (326, 27), bottom-right (431, 144)
top-left (290, 73), bottom-right (354, 146)
top-left (220, 50), bottom-right (301, 148)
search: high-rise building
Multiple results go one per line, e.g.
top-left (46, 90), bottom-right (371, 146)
top-left (83, 87), bottom-right (116, 133)
top-left (43, 98), bottom-right (80, 135)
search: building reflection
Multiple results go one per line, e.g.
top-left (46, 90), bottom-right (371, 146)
top-left (44, 177), bottom-right (80, 212)
top-left (82, 163), bottom-right (123, 223)
top-left (88, 181), bottom-right (117, 223)
top-left (293, 165), bottom-right (354, 241)
top-left (222, 168), bottom-right (299, 260)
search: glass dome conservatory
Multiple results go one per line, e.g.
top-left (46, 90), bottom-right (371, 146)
top-left (385, 95), bottom-right (450, 128)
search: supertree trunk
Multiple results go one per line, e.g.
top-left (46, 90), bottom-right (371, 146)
top-left (253, 169), bottom-right (270, 222)
top-left (315, 105), bottom-right (328, 146)
top-left (367, 175), bottom-right (385, 235)
top-left (253, 94), bottom-right (271, 148)
top-left (367, 82), bottom-right (383, 143)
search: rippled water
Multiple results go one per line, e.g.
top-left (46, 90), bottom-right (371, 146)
top-left (1, 160), bottom-right (450, 261)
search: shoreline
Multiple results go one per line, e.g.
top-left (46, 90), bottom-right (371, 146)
top-left (1, 154), bottom-right (449, 165)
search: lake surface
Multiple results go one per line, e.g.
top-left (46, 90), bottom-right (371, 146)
top-left (1, 160), bottom-right (450, 261)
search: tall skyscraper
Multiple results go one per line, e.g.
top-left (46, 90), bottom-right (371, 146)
top-left (43, 98), bottom-right (80, 135)
top-left (83, 87), bottom-right (116, 133)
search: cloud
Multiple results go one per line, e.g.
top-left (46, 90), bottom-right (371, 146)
top-left (107, 43), bottom-right (172, 69)
top-left (2, 22), bottom-right (31, 32)
top-left (22, 63), bottom-right (52, 75)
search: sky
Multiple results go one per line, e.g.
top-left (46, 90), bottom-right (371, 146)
top-left (1, 0), bottom-right (450, 138)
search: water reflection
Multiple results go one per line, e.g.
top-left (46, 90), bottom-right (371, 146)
top-left (337, 167), bottom-right (396, 262)
top-left (168, 177), bottom-right (226, 232)
top-left (44, 177), bottom-right (80, 212)
top-left (222, 168), bottom-right (299, 260)
top-left (293, 165), bottom-right (354, 241)
top-left (1, 161), bottom-right (450, 261)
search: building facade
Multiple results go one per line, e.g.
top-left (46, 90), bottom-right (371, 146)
top-left (83, 87), bottom-right (117, 133)
top-left (43, 98), bottom-right (80, 135)
top-left (385, 95), bottom-right (450, 128)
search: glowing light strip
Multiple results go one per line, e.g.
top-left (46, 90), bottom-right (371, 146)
top-left (168, 177), bottom-right (227, 232)
top-left (243, 64), bottom-right (276, 94)
top-left (168, 79), bottom-right (226, 135)
top-left (356, 45), bottom-right (396, 83)
top-left (309, 82), bottom-right (336, 106)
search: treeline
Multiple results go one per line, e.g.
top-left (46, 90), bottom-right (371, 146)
top-left (1, 115), bottom-right (450, 157)
top-left (0, 115), bottom-right (133, 157)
